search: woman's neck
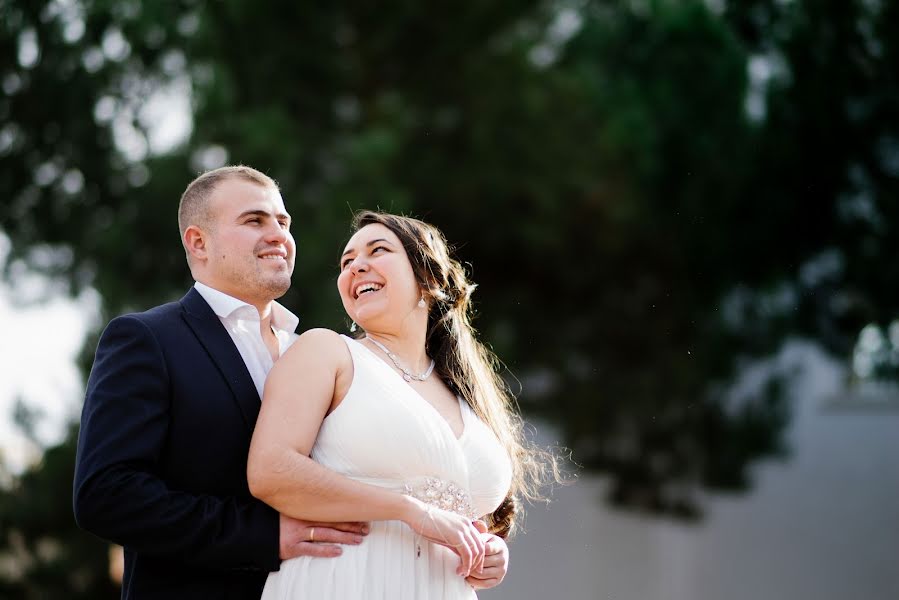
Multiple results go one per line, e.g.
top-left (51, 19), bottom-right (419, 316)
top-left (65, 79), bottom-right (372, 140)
top-left (364, 324), bottom-right (430, 374)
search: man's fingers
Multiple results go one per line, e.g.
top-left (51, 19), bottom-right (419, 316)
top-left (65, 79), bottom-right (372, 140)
top-left (323, 521), bottom-right (370, 534)
top-left (303, 521), bottom-right (369, 534)
top-left (307, 526), bottom-right (365, 545)
top-left (283, 542), bottom-right (342, 560)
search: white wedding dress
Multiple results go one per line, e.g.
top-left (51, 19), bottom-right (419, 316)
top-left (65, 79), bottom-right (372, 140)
top-left (261, 335), bottom-right (513, 599)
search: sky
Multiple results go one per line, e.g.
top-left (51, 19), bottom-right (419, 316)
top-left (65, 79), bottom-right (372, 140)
top-left (0, 233), bottom-right (99, 474)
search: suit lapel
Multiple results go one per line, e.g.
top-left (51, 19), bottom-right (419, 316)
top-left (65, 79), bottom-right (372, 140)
top-left (180, 287), bottom-right (260, 433)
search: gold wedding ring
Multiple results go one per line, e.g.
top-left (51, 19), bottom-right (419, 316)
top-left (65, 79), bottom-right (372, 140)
top-left (309, 527), bottom-right (315, 543)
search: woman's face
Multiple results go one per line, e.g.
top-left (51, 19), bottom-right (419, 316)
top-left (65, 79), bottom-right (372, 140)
top-left (337, 223), bottom-right (423, 331)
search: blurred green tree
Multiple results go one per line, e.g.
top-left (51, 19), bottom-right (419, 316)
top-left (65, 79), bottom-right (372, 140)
top-left (0, 423), bottom-right (118, 598)
top-left (1, 0), bottom-right (897, 595)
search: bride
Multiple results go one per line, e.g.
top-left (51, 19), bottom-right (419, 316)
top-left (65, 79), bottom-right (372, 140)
top-left (248, 211), bottom-right (551, 598)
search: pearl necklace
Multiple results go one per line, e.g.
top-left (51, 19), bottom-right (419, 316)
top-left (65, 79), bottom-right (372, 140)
top-left (366, 337), bottom-right (435, 382)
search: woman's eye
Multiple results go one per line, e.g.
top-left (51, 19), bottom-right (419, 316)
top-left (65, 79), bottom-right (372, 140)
top-left (372, 246), bottom-right (387, 254)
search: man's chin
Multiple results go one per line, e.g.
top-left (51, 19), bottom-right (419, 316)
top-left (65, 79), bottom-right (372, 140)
top-left (263, 277), bottom-right (291, 299)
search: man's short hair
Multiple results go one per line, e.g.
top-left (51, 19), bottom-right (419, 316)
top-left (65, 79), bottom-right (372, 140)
top-left (177, 165), bottom-right (279, 243)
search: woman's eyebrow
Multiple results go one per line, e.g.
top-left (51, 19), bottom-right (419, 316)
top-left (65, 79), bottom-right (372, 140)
top-left (341, 238), bottom-right (393, 258)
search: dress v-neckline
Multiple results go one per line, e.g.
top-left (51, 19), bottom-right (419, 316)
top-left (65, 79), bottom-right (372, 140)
top-left (348, 336), bottom-right (467, 442)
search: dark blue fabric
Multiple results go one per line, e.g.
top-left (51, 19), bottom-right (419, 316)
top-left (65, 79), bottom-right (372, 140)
top-left (74, 288), bottom-right (282, 599)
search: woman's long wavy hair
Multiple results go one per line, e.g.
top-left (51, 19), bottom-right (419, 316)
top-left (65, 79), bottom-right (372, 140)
top-left (348, 210), bottom-right (562, 537)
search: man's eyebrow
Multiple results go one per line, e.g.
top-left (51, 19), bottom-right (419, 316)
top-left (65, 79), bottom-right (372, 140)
top-left (237, 209), bottom-right (291, 222)
top-left (341, 238), bottom-right (393, 258)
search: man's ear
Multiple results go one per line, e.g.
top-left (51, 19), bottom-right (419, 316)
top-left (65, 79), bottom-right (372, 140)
top-left (184, 225), bottom-right (209, 262)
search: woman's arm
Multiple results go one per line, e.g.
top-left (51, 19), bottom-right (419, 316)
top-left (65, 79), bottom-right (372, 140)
top-left (247, 328), bottom-right (484, 575)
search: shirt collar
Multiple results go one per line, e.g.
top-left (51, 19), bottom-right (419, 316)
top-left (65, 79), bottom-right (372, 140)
top-left (193, 281), bottom-right (299, 334)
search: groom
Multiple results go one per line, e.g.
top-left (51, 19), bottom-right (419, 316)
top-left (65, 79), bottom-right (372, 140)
top-left (74, 165), bottom-right (509, 598)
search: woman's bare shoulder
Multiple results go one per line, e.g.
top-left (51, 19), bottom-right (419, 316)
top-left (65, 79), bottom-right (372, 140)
top-left (279, 328), bottom-right (350, 365)
top-left (297, 327), bottom-right (345, 346)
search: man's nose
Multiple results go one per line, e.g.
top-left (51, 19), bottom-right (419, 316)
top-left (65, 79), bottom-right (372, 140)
top-left (264, 221), bottom-right (289, 243)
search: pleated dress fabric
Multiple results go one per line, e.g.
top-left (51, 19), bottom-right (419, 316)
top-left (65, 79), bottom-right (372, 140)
top-left (261, 335), bottom-right (513, 600)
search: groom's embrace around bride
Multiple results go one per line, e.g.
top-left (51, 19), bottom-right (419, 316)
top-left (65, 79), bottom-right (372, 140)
top-left (74, 166), bottom-right (370, 599)
top-left (73, 165), bottom-right (509, 599)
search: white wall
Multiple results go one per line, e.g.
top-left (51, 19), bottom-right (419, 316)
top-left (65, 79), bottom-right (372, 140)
top-left (484, 342), bottom-right (899, 600)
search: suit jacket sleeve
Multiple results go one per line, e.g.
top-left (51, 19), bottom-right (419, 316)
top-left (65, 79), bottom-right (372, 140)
top-left (73, 314), bottom-right (281, 572)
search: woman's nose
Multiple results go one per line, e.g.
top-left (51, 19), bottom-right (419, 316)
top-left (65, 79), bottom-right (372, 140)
top-left (351, 256), bottom-right (368, 273)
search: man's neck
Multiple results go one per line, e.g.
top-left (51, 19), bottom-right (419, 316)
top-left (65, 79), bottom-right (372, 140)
top-left (194, 279), bottom-right (274, 320)
top-left (259, 313), bottom-right (280, 361)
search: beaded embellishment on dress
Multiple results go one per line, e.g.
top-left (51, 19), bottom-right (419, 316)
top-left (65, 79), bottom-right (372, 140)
top-left (403, 477), bottom-right (476, 519)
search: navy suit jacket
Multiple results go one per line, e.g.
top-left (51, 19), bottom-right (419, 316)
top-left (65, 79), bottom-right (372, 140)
top-left (74, 288), bottom-right (282, 599)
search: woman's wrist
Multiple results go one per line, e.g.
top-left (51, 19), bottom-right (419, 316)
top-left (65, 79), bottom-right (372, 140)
top-left (397, 495), bottom-right (428, 528)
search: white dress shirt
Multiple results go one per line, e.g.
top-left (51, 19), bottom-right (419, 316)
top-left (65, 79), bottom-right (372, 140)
top-left (194, 282), bottom-right (300, 399)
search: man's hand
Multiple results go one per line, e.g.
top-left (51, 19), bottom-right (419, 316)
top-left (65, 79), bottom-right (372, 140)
top-left (279, 514), bottom-right (369, 560)
top-left (465, 520), bottom-right (509, 590)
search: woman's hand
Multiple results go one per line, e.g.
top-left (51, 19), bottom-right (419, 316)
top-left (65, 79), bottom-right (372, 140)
top-left (465, 521), bottom-right (509, 589)
top-left (403, 499), bottom-right (486, 577)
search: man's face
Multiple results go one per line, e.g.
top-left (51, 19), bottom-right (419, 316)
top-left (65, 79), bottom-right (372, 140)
top-left (202, 178), bottom-right (295, 306)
